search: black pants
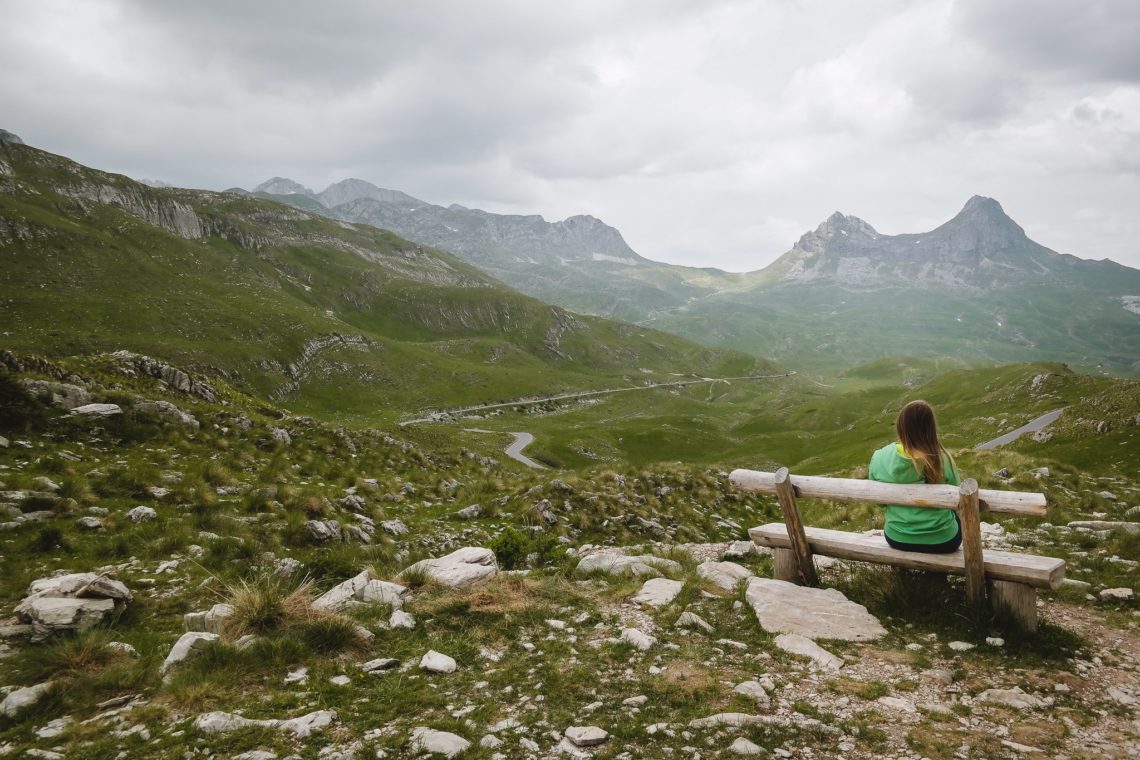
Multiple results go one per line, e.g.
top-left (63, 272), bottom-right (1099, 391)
top-left (885, 515), bottom-right (963, 554)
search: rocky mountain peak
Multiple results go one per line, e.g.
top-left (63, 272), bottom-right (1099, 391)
top-left (253, 177), bottom-right (315, 196)
top-left (931, 194), bottom-right (1028, 252)
top-left (793, 211), bottom-right (879, 255)
top-left (318, 179), bottom-right (423, 209)
top-left (0, 129), bottom-right (24, 144)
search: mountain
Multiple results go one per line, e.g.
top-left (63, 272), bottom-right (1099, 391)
top-left (252, 176), bottom-right (315, 196)
top-left (0, 129), bottom-right (23, 145)
top-left (0, 141), bottom-right (771, 424)
top-left (252, 177), bottom-right (1140, 374)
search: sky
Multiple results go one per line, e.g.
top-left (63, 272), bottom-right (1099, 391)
top-left (2, 0), bottom-right (1139, 272)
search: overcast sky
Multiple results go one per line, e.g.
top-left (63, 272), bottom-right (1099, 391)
top-left (3, 0), bottom-right (1139, 271)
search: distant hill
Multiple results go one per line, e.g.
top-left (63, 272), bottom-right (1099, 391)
top-left (0, 142), bottom-right (771, 423)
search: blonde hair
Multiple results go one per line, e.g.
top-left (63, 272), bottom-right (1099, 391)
top-left (896, 400), bottom-right (953, 484)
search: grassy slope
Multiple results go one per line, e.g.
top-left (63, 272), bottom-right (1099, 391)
top-left (0, 142), bottom-right (771, 424)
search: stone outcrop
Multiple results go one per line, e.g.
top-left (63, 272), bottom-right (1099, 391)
top-left (409, 727), bottom-right (470, 757)
top-left (745, 578), bottom-right (885, 641)
top-left (576, 551), bottom-right (681, 577)
top-left (631, 578), bottom-right (684, 607)
top-left (697, 560), bottom-right (755, 592)
top-left (401, 547), bottom-right (497, 588)
top-left (194, 709), bottom-right (336, 738)
top-left (312, 570), bottom-right (407, 611)
top-left (15, 573), bottom-right (132, 636)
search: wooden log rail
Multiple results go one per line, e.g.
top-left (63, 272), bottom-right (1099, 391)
top-left (729, 469), bottom-right (1046, 517)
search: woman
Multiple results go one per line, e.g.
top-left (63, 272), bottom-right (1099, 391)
top-left (869, 400), bottom-right (962, 553)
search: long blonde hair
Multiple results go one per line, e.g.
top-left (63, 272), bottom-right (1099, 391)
top-left (896, 400), bottom-right (952, 484)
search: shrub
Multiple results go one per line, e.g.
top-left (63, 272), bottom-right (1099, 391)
top-left (0, 370), bottom-right (46, 432)
top-left (489, 526), bottom-right (529, 570)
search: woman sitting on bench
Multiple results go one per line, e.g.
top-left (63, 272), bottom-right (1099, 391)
top-left (869, 400), bottom-right (963, 553)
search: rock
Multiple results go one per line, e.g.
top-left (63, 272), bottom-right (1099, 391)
top-left (389, 609), bottom-right (416, 629)
top-left (401, 547), bottom-right (498, 588)
top-left (977, 687), bottom-right (1047, 710)
top-left (454, 504), bottom-right (482, 519)
top-left (1069, 520), bottom-right (1140, 533)
top-left (75, 516), bottom-right (103, 530)
top-left (697, 561), bottom-right (755, 592)
top-left (19, 380), bottom-right (92, 409)
top-left (184, 603), bottom-right (234, 634)
top-left (15, 573), bottom-right (132, 635)
top-left (1107, 686), bottom-right (1136, 707)
top-left (948, 641), bottom-right (975, 652)
top-left (623, 695), bottom-right (648, 707)
top-left (730, 737), bottom-right (765, 755)
top-left (107, 641), bottom-right (138, 657)
top-left (420, 650), bottom-right (457, 674)
top-left (340, 494), bottom-right (367, 512)
top-left (480, 735), bottom-right (502, 749)
top-left (986, 637), bottom-right (1005, 647)
top-left (733, 680), bottom-right (770, 705)
top-left (575, 551), bottom-right (681, 577)
top-left (1099, 587), bottom-right (1134, 601)
top-left (0, 435), bottom-right (8, 447)
top-left (160, 632), bottom-right (219, 675)
top-left (631, 578), bottom-right (684, 607)
top-left (34, 716), bottom-right (73, 739)
top-left (410, 727), bottom-right (471, 757)
top-left (1029, 467), bottom-right (1050, 478)
top-left (689, 713), bottom-right (765, 729)
top-left (992, 467), bottom-right (1011, 478)
top-left (312, 570), bottom-right (407, 611)
top-left (126, 506), bottom-right (157, 523)
top-left (722, 540), bottom-right (756, 559)
top-left (284, 666), bottom-right (308, 685)
top-left (0, 682), bottom-right (53, 718)
top-left (564, 726), bottom-right (609, 747)
top-left (876, 696), bottom-right (917, 713)
top-left (774, 633), bottom-right (843, 670)
top-left (273, 557), bottom-right (303, 577)
top-left (380, 519), bottom-right (409, 535)
top-left (32, 476), bottom-right (60, 491)
top-left (745, 578), bottom-right (885, 641)
top-left (269, 427), bottom-right (291, 446)
top-left (194, 709), bottom-right (335, 738)
top-left (304, 519), bottom-right (343, 543)
top-left (69, 403), bottom-right (123, 417)
top-left (360, 658), bottom-right (399, 674)
top-left (674, 611), bottom-right (714, 633)
top-left (133, 400), bottom-right (198, 429)
top-left (621, 627), bottom-right (657, 651)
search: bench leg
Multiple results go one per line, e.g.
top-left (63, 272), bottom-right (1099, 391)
top-left (773, 548), bottom-right (801, 584)
top-left (990, 580), bottom-right (1037, 633)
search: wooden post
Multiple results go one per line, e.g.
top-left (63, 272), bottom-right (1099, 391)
top-left (774, 467), bottom-right (818, 586)
top-left (990, 579), bottom-right (1037, 632)
top-left (772, 549), bottom-right (799, 582)
top-left (957, 479), bottom-right (986, 607)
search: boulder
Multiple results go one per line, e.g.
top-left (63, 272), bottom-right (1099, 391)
top-left (420, 650), bottom-right (457, 674)
top-left (774, 633), bottom-right (843, 670)
top-left (360, 658), bottom-right (399, 674)
top-left (134, 400), bottom-right (199, 429)
top-left (631, 578), bottom-right (684, 607)
top-left (161, 632), bottom-right (219, 675)
top-left (389, 609), bottom-right (416, 629)
top-left (409, 727), bottom-right (471, 757)
top-left (75, 516), bottom-right (104, 530)
top-left (745, 577), bottom-right (885, 641)
top-left (675, 611), bottom-right (714, 633)
top-left (1099, 587), bottom-right (1134, 602)
top-left (194, 709), bottom-right (335, 738)
top-left (312, 570), bottom-right (407, 611)
top-left (722, 540), bottom-right (756, 559)
top-left (184, 603), bottom-right (234, 634)
top-left (730, 737), bottom-right (765, 755)
top-left (697, 560), bottom-right (754, 592)
top-left (454, 504), bottom-right (482, 519)
top-left (621, 628), bottom-right (657, 651)
top-left (15, 573), bottom-right (131, 635)
top-left (18, 380), bottom-right (91, 409)
top-left (126, 506), bottom-right (157, 523)
top-left (0, 681), bottom-right (53, 718)
top-left (977, 687), bottom-right (1048, 710)
top-left (733, 680), bottom-right (770, 705)
top-left (576, 551), bottom-right (681, 577)
top-left (564, 726), bottom-right (609, 747)
top-left (69, 403), bottom-right (123, 417)
top-left (401, 547), bottom-right (497, 588)
top-left (380, 519), bottom-right (409, 536)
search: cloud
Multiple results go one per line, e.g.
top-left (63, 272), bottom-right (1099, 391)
top-left (1, 0), bottom-right (1139, 271)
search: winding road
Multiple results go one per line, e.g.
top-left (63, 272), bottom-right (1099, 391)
top-left (974, 408), bottom-right (1065, 450)
top-left (504, 432), bottom-right (546, 469)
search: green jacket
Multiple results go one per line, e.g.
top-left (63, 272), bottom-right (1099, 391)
top-left (868, 442), bottom-right (960, 544)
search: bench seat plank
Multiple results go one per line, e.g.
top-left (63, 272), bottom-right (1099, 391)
top-left (750, 523), bottom-right (1065, 590)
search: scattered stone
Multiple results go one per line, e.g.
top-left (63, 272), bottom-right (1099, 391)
top-left (697, 561), bottom-right (755, 592)
top-left (0, 682), bottom-right (53, 718)
top-left (329, 675), bottom-right (351, 686)
top-left (273, 557), bottom-right (302, 577)
top-left (480, 735), bottom-right (503, 749)
top-left (876, 696), bottom-right (917, 713)
top-left (1060, 579), bottom-right (1091, 592)
top-left (34, 716), bottom-right (74, 739)
top-left (454, 504), bottom-right (482, 519)
top-left (402, 547), bottom-right (498, 588)
top-left (1097, 491), bottom-right (1118, 500)
top-left (184, 603), bottom-right (234, 635)
top-left (688, 713), bottom-right (765, 729)
top-left (674, 611), bottom-right (714, 633)
top-left (746, 578), bottom-right (885, 641)
top-left (360, 658), bottom-right (399, 674)
top-left (733, 680), bottom-right (770, 705)
top-left (986, 637), bottom-right (1005, 647)
top-left (107, 641), bottom-right (138, 657)
top-left (948, 641), bottom-right (975, 652)
top-left (69, 403), bottom-right (122, 417)
top-left (75, 516), bottom-right (103, 530)
top-left (268, 427), bottom-right (291, 446)
top-left (1029, 467), bottom-right (1050, 478)
top-left (380, 519), bottom-right (409, 535)
top-left (420, 650), bottom-right (457, 674)
top-left (623, 695), bottom-right (648, 707)
top-left (1107, 686), bottom-right (1136, 707)
top-left (409, 727), bottom-right (471, 757)
top-left (774, 633), bottom-right (843, 670)
top-left (564, 726), bottom-right (609, 747)
top-left (977, 687), bottom-right (1048, 710)
top-left (730, 737), bottom-right (765, 755)
top-left (723, 540), bottom-right (755, 559)
top-left (621, 628), bottom-right (657, 651)
top-left (1099, 588), bottom-right (1134, 602)
top-left (312, 570), bottom-right (407, 611)
top-left (126, 506), bottom-right (156, 523)
top-left (389, 609), bottom-right (416, 629)
top-left (161, 632), bottom-right (219, 675)
top-left (992, 467), bottom-right (1011, 478)
top-left (1069, 521), bottom-right (1140, 534)
top-left (194, 709), bottom-right (335, 738)
top-left (1000, 739), bottom-right (1044, 754)
top-left (631, 578), bottom-right (684, 607)
top-left (284, 666), bottom-right (308, 685)
top-left (15, 573), bottom-right (132, 635)
top-left (575, 551), bottom-right (681, 577)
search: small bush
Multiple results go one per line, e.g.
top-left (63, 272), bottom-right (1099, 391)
top-left (32, 525), bottom-right (70, 553)
top-left (489, 527), bottom-right (529, 570)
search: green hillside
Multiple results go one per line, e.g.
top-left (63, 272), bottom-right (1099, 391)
top-left (0, 141), bottom-right (771, 424)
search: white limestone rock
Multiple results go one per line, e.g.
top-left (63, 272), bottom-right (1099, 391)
top-left (194, 709), bottom-right (335, 738)
top-left (688, 713), bottom-right (765, 729)
top-left (15, 597), bottom-right (115, 633)
top-left (631, 578), bottom-right (684, 608)
top-left (1099, 587), bottom-right (1134, 602)
top-left (401, 547), bottom-right (498, 588)
top-left (420, 650), bottom-right (457, 674)
top-left (69, 403), bottom-right (122, 417)
top-left (745, 577), bottom-right (885, 641)
top-left (360, 658), bottom-right (399, 674)
top-left (389, 609), bottom-right (416, 629)
top-left (161, 632), bottom-right (219, 675)
top-left (410, 727), bottom-right (471, 757)
top-left (697, 561), bottom-right (755, 592)
top-left (674, 611), bottom-right (714, 633)
top-left (774, 633), bottom-right (843, 670)
top-left (575, 551), bottom-right (681, 577)
top-left (722, 540), bottom-right (756, 559)
top-left (730, 737), bottom-right (765, 755)
top-left (312, 570), bottom-right (407, 611)
top-left (1, 682), bottom-right (53, 718)
top-left (977, 687), bottom-right (1048, 710)
top-left (733, 680), bottom-right (770, 705)
top-left (564, 725), bottom-right (609, 747)
top-left (126, 506), bottom-right (157, 523)
top-left (184, 603), bottom-right (234, 634)
top-left (620, 628), bottom-right (657, 651)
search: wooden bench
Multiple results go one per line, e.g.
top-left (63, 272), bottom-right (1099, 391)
top-left (729, 468), bottom-right (1065, 631)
